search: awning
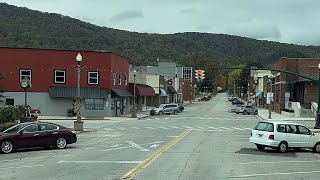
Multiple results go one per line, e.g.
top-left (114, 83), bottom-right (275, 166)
top-left (255, 91), bottom-right (263, 98)
top-left (159, 88), bottom-right (168, 97)
top-left (167, 86), bottom-right (177, 94)
top-left (49, 86), bottom-right (108, 98)
top-left (111, 89), bottom-right (133, 97)
top-left (129, 83), bottom-right (156, 96)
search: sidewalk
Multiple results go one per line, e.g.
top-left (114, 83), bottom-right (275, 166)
top-left (39, 111), bottom-right (150, 121)
top-left (257, 108), bottom-right (315, 121)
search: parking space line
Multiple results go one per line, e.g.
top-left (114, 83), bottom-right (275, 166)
top-left (101, 141), bottom-right (164, 152)
top-left (230, 170), bottom-right (320, 178)
top-left (57, 160), bottom-right (142, 164)
top-left (239, 160), bottom-right (320, 165)
top-left (0, 165), bottom-right (44, 170)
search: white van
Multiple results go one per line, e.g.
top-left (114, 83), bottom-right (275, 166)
top-left (249, 121), bottom-right (320, 153)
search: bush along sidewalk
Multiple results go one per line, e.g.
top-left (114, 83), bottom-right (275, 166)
top-left (0, 105), bottom-right (25, 131)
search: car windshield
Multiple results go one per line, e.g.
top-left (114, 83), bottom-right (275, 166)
top-left (3, 124), bottom-right (21, 133)
top-left (156, 104), bottom-right (164, 108)
top-left (254, 122), bottom-right (274, 132)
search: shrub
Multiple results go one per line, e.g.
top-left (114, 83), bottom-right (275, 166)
top-left (0, 121), bottom-right (17, 132)
top-left (0, 105), bottom-right (26, 123)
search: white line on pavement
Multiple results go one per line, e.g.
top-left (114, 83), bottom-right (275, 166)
top-left (132, 127), bottom-right (140, 129)
top-left (169, 126), bottom-right (182, 129)
top-left (101, 141), bottom-right (164, 152)
top-left (126, 141), bottom-right (150, 152)
top-left (230, 170), bottom-right (320, 178)
top-left (57, 160), bottom-right (142, 164)
top-left (158, 126), bottom-right (169, 129)
top-left (239, 160), bottom-right (320, 165)
top-left (146, 127), bottom-right (156, 129)
top-left (0, 165), bottom-right (44, 170)
top-left (118, 127), bottom-right (127, 130)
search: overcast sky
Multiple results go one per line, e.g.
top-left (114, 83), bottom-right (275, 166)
top-left (2, 0), bottom-right (320, 45)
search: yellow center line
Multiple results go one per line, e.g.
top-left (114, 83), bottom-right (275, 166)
top-left (121, 130), bottom-right (190, 179)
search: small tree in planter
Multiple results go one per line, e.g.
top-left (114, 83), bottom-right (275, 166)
top-left (0, 105), bottom-right (25, 131)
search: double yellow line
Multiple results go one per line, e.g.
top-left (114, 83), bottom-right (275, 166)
top-left (121, 130), bottom-right (190, 179)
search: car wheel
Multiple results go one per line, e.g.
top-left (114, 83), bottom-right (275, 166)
top-left (313, 143), bottom-right (320, 153)
top-left (256, 144), bottom-right (265, 151)
top-left (1, 140), bottom-right (14, 154)
top-left (56, 137), bottom-right (67, 149)
top-left (159, 111), bottom-right (163, 115)
top-left (174, 110), bottom-right (178, 115)
top-left (254, 111), bottom-right (258, 115)
top-left (278, 141), bottom-right (288, 153)
top-left (243, 111), bottom-right (247, 115)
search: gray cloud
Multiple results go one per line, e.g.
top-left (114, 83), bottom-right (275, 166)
top-left (180, 8), bottom-right (197, 14)
top-left (109, 10), bottom-right (144, 23)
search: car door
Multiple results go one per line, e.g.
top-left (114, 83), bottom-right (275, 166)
top-left (38, 123), bottom-right (59, 147)
top-left (285, 125), bottom-right (301, 147)
top-left (297, 125), bottom-right (314, 148)
top-left (16, 124), bottom-right (40, 149)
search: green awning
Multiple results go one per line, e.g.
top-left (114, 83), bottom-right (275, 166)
top-left (111, 89), bottom-right (133, 97)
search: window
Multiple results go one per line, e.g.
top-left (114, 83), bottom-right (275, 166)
top-left (23, 124), bottom-right (39, 133)
top-left (124, 75), bottom-right (127, 86)
top-left (287, 125), bottom-right (298, 134)
top-left (54, 70), bottom-right (66, 84)
top-left (254, 122), bottom-right (274, 132)
top-left (39, 123), bottom-right (59, 131)
top-left (20, 69), bottom-right (32, 82)
top-left (6, 98), bottom-right (14, 105)
top-left (277, 124), bottom-right (286, 133)
top-left (119, 74), bottom-right (122, 85)
top-left (85, 99), bottom-right (104, 110)
top-left (113, 73), bottom-right (116, 85)
top-left (88, 72), bottom-right (99, 85)
top-left (298, 126), bottom-right (310, 135)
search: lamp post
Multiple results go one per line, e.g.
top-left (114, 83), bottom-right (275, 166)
top-left (131, 69), bottom-right (137, 118)
top-left (268, 78), bottom-right (272, 119)
top-left (254, 77), bottom-right (258, 108)
top-left (315, 63), bottom-right (320, 128)
top-left (74, 52), bottom-right (83, 131)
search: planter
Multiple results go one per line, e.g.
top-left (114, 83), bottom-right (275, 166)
top-left (281, 111), bottom-right (295, 117)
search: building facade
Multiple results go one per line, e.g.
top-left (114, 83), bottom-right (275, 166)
top-left (271, 57), bottom-right (320, 113)
top-left (0, 47), bottom-right (132, 117)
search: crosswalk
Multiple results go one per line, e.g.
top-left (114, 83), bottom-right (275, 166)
top-left (103, 126), bottom-right (252, 132)
top-left (142, 116), bottom-right (258, 121)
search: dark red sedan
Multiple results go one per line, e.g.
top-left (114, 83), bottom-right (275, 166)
top-left (0, 122), bottom-right (77, 154)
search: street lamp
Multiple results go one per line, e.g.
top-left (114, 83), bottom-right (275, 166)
top-left (316, 63), bottom-right (320, 128)
top-left (131, 69), bottom-right (137, 118)
top-left (254, 77), bottom-right (258, 108)
top-left (74, 52), bottom-right (83, 131)
top-left (268, 78), bottom-right (272, 119)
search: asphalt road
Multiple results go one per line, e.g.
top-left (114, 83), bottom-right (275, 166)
top-left (1, 93), bottom-right (320, 180)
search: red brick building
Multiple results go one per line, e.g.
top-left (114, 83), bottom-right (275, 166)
top-left (0, 47), bottom-right (132, 116)
top-left (271, 57), bottom-right (320, 113)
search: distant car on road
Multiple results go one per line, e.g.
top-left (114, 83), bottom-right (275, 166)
top-left (232, 100), bottom-right (243, 105)
top-left (235, 105), bottom-right (258, 115)
top-left (0, 122), bottom-right (77, 154)
top-left (200, 97), bottom-right (210, 101)
top-left (250, 121), bottom-right (320, 153)
top-left (150, 104), bottom-right (181, 115)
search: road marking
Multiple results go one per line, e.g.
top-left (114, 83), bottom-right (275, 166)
top-left (126, 141), bottom-right (150, 152)
top-left (231, 127), bottom-right (245, 130)
top-left (150, 144), bottom-right (159, 148)
top-left (195, 126), bottom-right (205, 129)
top-left (164, 118), bottom-right (169, 119)
top-left (132, 127), bottom-right (140, 129)
top-left (158, 126), bottom-right (169, 129)
top-left (182, 126), bottom-right (192, 129)
top-left (104, 128), bottom-right (114, 131)
top-left (121, 130), bottom-right (190, 179)
top-left (57, 160), bottom-right (142, 164)
top-left (0, 157), bottom-right (45, 163)
top-left (146, 127), bottom-right (156, 129)
top-left (0, 165), bottom-right (44, 170)
top-left (101, 141), bottom-right (164, 152)
top-left (169, 126), bottom-right (182, 129)
top-left (167, 135), bottom-right (179, 137)
top-left (239, 160), bottom-right (320, 165)
top-left (230, 170), bottom-right (320, 178)
top-left (118, 127), bottom-right (127, 130)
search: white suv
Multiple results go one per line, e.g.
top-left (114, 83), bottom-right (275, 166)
top-left (249, 121), bottom-right (320, 153)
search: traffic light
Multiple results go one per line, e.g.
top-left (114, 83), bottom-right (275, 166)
top-left (195, 70), bottom-right (205, 81)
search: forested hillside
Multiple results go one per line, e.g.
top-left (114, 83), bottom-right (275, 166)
top-left (1, 3), bottom-right (320, 66)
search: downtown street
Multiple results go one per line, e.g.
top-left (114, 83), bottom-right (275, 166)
top-left (1, 93), bottom-right (319, 180)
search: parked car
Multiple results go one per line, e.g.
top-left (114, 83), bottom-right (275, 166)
top-left (0, 122), bottom-right (77, 154)
top-left (150, 104), bottom-right (181, 115)
top-left (178, 104), bottom-right (184, 111)
top-left (249, 121), bottom-right (320, 153)
top-left (232, 100), bottom-right (243, 105)
top-left (201, 97), bottom-right (210, 101)
top-left (235, 105), bottom-right (258, 115)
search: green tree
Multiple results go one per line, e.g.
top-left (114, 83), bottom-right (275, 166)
top-left (0, 72), bottom-right (5, 98)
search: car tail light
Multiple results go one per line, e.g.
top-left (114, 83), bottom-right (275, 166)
top-left (268, 135), bottom-right (274, 140)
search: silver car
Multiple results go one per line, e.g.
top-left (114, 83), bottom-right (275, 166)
top-left (150, 104), bottom-right (181, 115)
top-left (235, 105), bottom-right (258, 115)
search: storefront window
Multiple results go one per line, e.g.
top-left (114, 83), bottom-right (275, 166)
top-left (85, 99), bottom-right (104, 110)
